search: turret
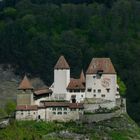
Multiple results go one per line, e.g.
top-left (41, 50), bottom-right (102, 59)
top-left (80, 70), bottom-right (85, 84)
top-left (17, 75), bottom-right (34, 105)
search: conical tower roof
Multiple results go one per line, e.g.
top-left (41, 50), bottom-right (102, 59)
top-left (80, 70), bottom-right (85, 83)
top-left (18, 75), bottom-right (34, 90)
top-left (54, 55), bottom-right (70, 69)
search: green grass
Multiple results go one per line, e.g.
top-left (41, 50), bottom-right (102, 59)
top-left (0, 115), bottom-right (140, 140)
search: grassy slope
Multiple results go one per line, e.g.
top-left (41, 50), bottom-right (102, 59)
top-left (0, 114), bottom-right (140, 140)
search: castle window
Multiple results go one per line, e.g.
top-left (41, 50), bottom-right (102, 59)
top-left (52, 107), bottom-right (56, 111)
top-left (34, 112), bottom-right (36, 114)
top-left (57, 107), bottom-right (62, 111)
top-left (81, 89), bottom-right (85, 92)
top-left (93, 89), bottom-right (96, 93)
top-left (53, 112), bottom-right (56, 115)
top-left (106, 88), bottom-right (110, 93)
top-left (64, 112), bottom-right (67, 115)
top-left (93, 94), bottom-right (96, 97)
top-left (21, 112), bottom-right (23, 115)
top-left (63, 107), bottom-right (67, 111)
top-left (81, 95), bottom-right (83, 97)
top-left (57, 112), bottom-right (62, 115)
top-left (98, 89), bottom-right (101, 93)
top-left (87, 88), bottom-right (92, 92)
top-left (93, 76), bottom-right (96, 79)
top-left (28, 111), bottom-right (30, 115)
top-left (101, 94), bottom-right (105, 97)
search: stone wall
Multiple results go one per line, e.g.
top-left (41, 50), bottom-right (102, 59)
top-left (84, 101), bottom-right (115, 112)
top-left (80, 110), bottom-right (122, 123)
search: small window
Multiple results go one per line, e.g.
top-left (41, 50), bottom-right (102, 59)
top-left (101, 94), bottom-right (105, 97)
top-left (93, 89), bottom-right (96, 93)
top-left (53, 112), bottom-right (56, 115)
top-left (28, 111), bottom-right (30, 115)
top-left (81, 95), bottom-right (83, 97)
top-left (93, 76), bottom-right (96, 79)
top-left (57, 112), bottom-right (62, 115)
top-left (93, 94), bottom-right (96, 97)
top-left (87, 88), bottom-right (92, 92)
top-left (106, 88), bottom-right (110, 93)
top-left (64, 112), bottom-right (67, 115)
top-left (98, 89), bottom-right (101, 93)
top-left (63, 107), bottom-right (67, 111)
top-left (57, 107), bottom-right (62, 111)
top-left (52, 107), bottom-right (56, 111)
top-left (21, 112), bottom-right (23, 115)
top-left (34, 112), bottom-right (36, 114)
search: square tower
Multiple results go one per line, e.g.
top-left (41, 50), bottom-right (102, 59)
top-left (85, 58), bottom-right (117, 102)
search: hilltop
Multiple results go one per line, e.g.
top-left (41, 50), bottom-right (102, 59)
top-left (0, 114), bottom-right (140, 140)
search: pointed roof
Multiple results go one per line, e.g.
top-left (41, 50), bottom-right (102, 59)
top-left (86, 58), bottom-right (116, 74)
top-left (67, 78), bottom-right (85, 90)
top-left (54, 55), bottom-right (70, 69)
top-left (18, 75), bottom-right (34, 90)
top-left (80, 70), bottom-right (85, 83)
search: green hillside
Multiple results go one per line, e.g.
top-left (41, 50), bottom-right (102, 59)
top-left (0, 114), bottom-right (140, 140)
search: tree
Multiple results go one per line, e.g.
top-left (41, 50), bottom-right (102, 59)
top-left (117, 77), bottom-right (127, 97)
top-left (5, 101), bottom-right (16, 116)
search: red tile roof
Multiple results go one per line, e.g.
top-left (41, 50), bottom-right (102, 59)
top-left (67, 78), bottom-right (85, 90)
top-left (18, 75), bottom-right (34, 90)
top-left (69, 103), bottom-right (84, 109)
top-left (41, 102), bottom-right (84, 109)
top-left (16, 105), bottom-right (38, 111)
top-left (54, 55), bottom-right (70, 69)
top-left (34, 88), bottom-right (52, 96)
top-left (80, 70), bottom-right (85, 83)
top-left (43, 102), bottom-right (69, 107)
top-left (86, 58), bottom-right (116, 74)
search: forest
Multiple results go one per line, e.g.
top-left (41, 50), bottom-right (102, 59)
top-left (0, 0), bottom-right (140, 124)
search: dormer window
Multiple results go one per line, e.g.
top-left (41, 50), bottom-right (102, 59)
top-left (97, 70), bottom-right (103, 77)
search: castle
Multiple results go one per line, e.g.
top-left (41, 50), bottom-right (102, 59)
top-left (16, 56), bottom-right (121, 121)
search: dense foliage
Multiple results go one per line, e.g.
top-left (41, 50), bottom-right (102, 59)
top-left (0, 0), bottom-right (140, 123)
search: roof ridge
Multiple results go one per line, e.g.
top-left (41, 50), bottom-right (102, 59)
top-left (86, 57), bottom-right (116, 74)
top-left (18, 75), bottom-right (34, 90)
top-left (54, 55), bottom-right (70, 69)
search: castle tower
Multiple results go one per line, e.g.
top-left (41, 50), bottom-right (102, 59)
top-left (17, 75), bottom-right (34, 105)
top-left (54, 55), bottom-right (70, 100)
top-left (85, 58), bottom-right (117, 102)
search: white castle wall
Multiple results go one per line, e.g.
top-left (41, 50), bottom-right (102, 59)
top-left (54, 69), bottom-right (70, 100)
top-left (84, 101), bottom-right (116, 112)
top-left (86, 74), bottom-right (117, 102)
top-left (16, 110), bottom-right (37, 120)
top-left (66, 91), bottom-right (85, 103)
